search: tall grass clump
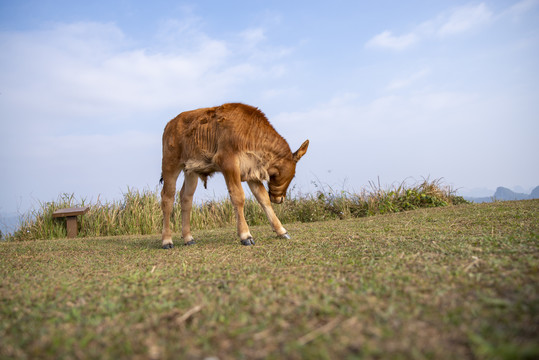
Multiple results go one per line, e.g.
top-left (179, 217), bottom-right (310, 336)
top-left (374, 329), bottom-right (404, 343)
top-left (276, 177), bottom-right (467, 223)
top-left (9, 178), bottom-right (468, 241)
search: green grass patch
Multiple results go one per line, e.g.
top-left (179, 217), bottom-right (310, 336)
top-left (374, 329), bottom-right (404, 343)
top-left (1, 200), bottom-right (538, 359)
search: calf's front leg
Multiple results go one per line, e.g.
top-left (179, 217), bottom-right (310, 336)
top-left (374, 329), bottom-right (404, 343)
top-left (220, 162), bottom-right (255, 245)
top-left (248, 180), bottom-right (290, 239)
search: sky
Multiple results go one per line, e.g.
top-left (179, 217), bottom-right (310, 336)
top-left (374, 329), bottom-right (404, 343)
top-left (1, 0), bottom-right (538, 221)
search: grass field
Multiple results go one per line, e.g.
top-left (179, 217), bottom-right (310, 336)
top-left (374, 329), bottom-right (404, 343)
top-left (1, 200), bottom-right (538, 359)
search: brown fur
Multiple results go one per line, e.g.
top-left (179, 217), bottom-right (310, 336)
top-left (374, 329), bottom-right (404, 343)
top-left (160, 103), bottom-right (309, 247)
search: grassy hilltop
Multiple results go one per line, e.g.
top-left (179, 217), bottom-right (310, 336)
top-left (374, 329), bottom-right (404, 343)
top-left (9, 179), bottom-right (465, 241)
top-left (1, 199), bottom-right (538, 359)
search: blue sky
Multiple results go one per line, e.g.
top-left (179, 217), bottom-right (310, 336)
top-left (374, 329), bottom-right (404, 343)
top-left (1, 0), bottom-right (538, 219)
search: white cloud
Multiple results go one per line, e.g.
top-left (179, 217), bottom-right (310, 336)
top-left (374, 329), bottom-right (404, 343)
top-left (366, 2), bottom-right (496, 50)
top-left (502, 0), bottom-right (539, 20)
top-left (365, 30), bottom-right (418, 50)
top-left (0, 20), bottom-right (294, 213)
top-left (438, 3), bottom-right (493, 36)
top-left (240, 28), bottom-right (266, 47)
top-left (386, 68), bottom-right (431, 90)
top-left (0, 21), bottom-right (290, 123)
top-left (508, 0), bottom-right (539, 15)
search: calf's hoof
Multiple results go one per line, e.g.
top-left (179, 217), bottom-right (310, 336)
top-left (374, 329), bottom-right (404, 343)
top-left (279, 232), bottom-right (291, 240)
top-left (185, 240), bottom-right (196, 246)
top-left (162, 243), bottom-right (174, 249)
top-left (241, 238), bottom-right (255, 246)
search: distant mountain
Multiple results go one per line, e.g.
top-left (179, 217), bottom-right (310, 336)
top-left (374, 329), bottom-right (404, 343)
top-left (493, 187), bottom-right (529, 201)
top-left (465, 186), bottom-right (539, 203)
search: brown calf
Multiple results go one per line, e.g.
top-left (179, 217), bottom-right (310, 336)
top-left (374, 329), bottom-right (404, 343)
top-left (160, 103), bottom-right (309, 247)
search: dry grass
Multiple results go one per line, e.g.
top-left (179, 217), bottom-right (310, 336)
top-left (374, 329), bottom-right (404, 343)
top-left (7, 178), bottom-right (466, 241)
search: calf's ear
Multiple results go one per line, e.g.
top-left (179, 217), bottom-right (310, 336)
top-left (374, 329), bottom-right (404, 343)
top-left (293, 140), bottom-right (309, 162)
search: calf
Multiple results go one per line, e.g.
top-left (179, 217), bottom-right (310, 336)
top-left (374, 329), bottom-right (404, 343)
top-left (160, 103), bottom-right (309, 247)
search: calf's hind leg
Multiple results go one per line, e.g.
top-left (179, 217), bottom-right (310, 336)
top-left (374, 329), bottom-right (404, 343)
top-left (161, 167), bottom-right (181, 249)
top-left (180, 171), bottom-right (198, 245)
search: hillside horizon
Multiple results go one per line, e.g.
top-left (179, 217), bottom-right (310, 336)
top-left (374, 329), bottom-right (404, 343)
top-left (463, 185), bottom-right (539, 203)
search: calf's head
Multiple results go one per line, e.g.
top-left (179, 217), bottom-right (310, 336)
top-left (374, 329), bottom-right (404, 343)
top-left (268, 140), bottom-right (309, 204)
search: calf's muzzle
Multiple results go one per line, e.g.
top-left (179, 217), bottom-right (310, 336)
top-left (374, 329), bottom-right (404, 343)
top-left (270, 194), bottom-right (284, 204)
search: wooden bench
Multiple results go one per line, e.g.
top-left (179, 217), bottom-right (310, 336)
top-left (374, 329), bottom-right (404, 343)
top-left (52, 206), bottom-right (90, 238)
